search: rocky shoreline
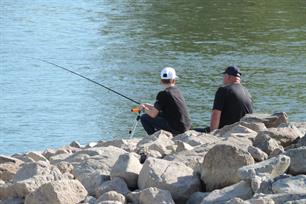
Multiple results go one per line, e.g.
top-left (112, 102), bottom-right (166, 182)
top-left (1, 112), bottom-right (305, 204)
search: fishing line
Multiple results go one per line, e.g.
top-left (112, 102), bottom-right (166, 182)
top-left (29, 57), bottom-right (141, 105)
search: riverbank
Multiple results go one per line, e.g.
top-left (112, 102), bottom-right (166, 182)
top-left (1, 112), bottom-right (306, 204)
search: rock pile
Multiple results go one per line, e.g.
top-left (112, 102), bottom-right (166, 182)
top-left (0, 112), bottom-right (305, 204)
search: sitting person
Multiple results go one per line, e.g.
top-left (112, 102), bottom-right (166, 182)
top-left (139, 67), bottom-right (192, 135)
top-left (210, 66), bottom-right (253, 131)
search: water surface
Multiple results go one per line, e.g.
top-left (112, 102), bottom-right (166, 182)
top-left (1, 0), bottom-right (305, 155)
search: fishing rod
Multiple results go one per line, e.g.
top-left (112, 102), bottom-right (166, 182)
top-left (30, 57), bottom-right (141, 105)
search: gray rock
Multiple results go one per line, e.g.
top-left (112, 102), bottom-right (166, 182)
top-left (0, 183), bottom-right (16, 199)
top-left (248, 146), bottom-right (268, 162)
top-left (268, 147), bottom-right (285, 158)
top-left (96, 177), bottom-right (130, 198)
top-left (239, 121), bottom-right (268, 132)
top-left (272, 175), bottom-right (306, 194)
top-left (96, 138), bottom-right (140, 152)
top-left (253, 132), bottom-right (282, 155)
top-left (138, 157), bottom-right (201, 204)
top-left (0, 157), bottom-right (23, 182)
top-left (284, 147), bottom-right (306, 175)
top-left (24, 179), bottom-right (87, 204)
top-left (71, 147), bottom-right (128, 178)
top-left (173, 131), bottom-right (220, 146)
top-left (174, 140), bottom-right (194, 152)
top-left (136, 130), bottom-right (175, 158)
top-left (266, 126), bottom-right (302, 147)
top-left (239, 155), bottom-right (290, 181)
top-left (250, 193), bottom-right (306, 204)
top-left (70, 140), bottom-right (82, 148)
top-left (110, 153), bottom-right (142, 189)
top-left (126, 190), bottom-right (141, 204)
top-left (0, 197), bottom-right (24, 204)
top-left (164, 143), bottom-right (213, 173)
top-left (285, 199), bottom-right (306, 204)
top-left (13, 161), bottom-right (62, 183)
top-left (49, 153), bottom-right (72, 164)
top-left (201, 144), bottom-right (254, 191)
top-left (200, 181), bottom-right (253, 204)
top-left (186, 192), bottom-right (209, 204)
top-left (96, 191), bottom-right (126, 204)
top-left (82, 196), bottom-right (96, 204)
top-left (25, 152), bottom-right (48, 162)
top-left (139, 187), bottom-right (175, 204)
top-left (241, 112), bottom-right (288, 128)
top-left (286, 122), bottom-right (306, 135)
top-left (76, 170), bottom-right (110, 196)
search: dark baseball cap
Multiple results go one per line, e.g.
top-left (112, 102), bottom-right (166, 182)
top-left (222, 66), bottom-right (241, 77)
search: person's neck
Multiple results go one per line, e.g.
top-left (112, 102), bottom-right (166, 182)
top-left (163, 83), bottom-right (175, 89)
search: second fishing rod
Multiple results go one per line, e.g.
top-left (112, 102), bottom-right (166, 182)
top-left (32, 57), bottom-right (141, 105)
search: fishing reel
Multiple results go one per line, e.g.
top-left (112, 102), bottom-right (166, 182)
top-left (129, 107), bottom-right (143, 137)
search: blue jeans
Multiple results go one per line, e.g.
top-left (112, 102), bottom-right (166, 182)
top-left (140, 114), bottom-right (173, 135)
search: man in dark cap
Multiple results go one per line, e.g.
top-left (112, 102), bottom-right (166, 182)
top-left (210, 66), bottom-right (253, 131)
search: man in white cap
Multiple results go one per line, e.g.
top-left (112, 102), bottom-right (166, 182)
top-left (139, 67), bottom-right (191, 135)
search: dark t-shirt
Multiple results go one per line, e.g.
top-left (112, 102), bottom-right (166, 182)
top-left (154, 86), bottom-right (191, 134)
top-left (213, 83), bottom-right (253, 128)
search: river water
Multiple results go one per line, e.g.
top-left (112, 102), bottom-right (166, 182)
top-left (1, 0), bottom-right (305, 155)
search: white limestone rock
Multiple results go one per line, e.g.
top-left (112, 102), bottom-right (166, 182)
top-left (96, 191), bottom-right (126, 204)
top-left (96, 177), bottom-right (130, 198)
top-left (138, 157), bottom-right (201, 204)
top-left (139, 187), bottom-right (175, 204)
top-left (24, 179), bottom-right (87, 204)
top-left (241, 112), bottom-right (288, 128)
top-left (238, 155), bottom-right (290, 181)
top-left (200, 181), bottom-right (253, 204)
top-left (110, 153), bottom-right (142, 189)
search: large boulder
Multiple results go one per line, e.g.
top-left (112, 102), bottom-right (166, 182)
top-left (253, 132), bottom-right (282, 155)
top-left (200, 181), bottom-right (253, 204)
top-left (284, 147), bottom-right (306, 175)
top-left (139, 187), bottom-right (175, 204)
top-left (24, 179), bottom-right (87, 204)
top-left (13, 161), bottom-right (62, 183)
top-left (25, 152), bottom-right (48, 162)
top-left (12, 161), bottom-right (65, 198)
top-left (96, 177), bottom-right (130, 198)
top-left (201, 144), bottom-right (254, 191)
top-left (71, 146), bottom-right (128, 178)
top-left (138, 158), bottom-right (201, 204)
top-left (136, 130), bottom-right (175, 158)
top-left (0, 156), bottom-right (23, 182)
top-left (76, 170), bottom-right (110, 196)
top-left (272, 175), bottom-right (306, 194)
top-left (110, 153), bottom-right (142, 189)
top-left (265, 125), bottom-right (302, 147)
top-left (238, 154), bottom-right (290, 181)
top-left (241, 112), bottom-right (288, 128)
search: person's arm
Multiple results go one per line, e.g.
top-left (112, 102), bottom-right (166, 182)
top-left (210, 109), bottom-right (221, 131)
top-left (140, 103), bottom-right (159, 118)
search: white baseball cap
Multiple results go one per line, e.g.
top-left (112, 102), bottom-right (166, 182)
top-left (160, 67), bottom-right (178, 79)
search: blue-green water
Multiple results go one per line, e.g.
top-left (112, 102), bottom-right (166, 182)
top-left (1, 0), bottom-right (305, 155)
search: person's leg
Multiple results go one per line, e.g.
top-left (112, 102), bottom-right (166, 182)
top-left (140, 114), bottom-right (172, 135)
top-left (140, 114), bottom-right (156, 135)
